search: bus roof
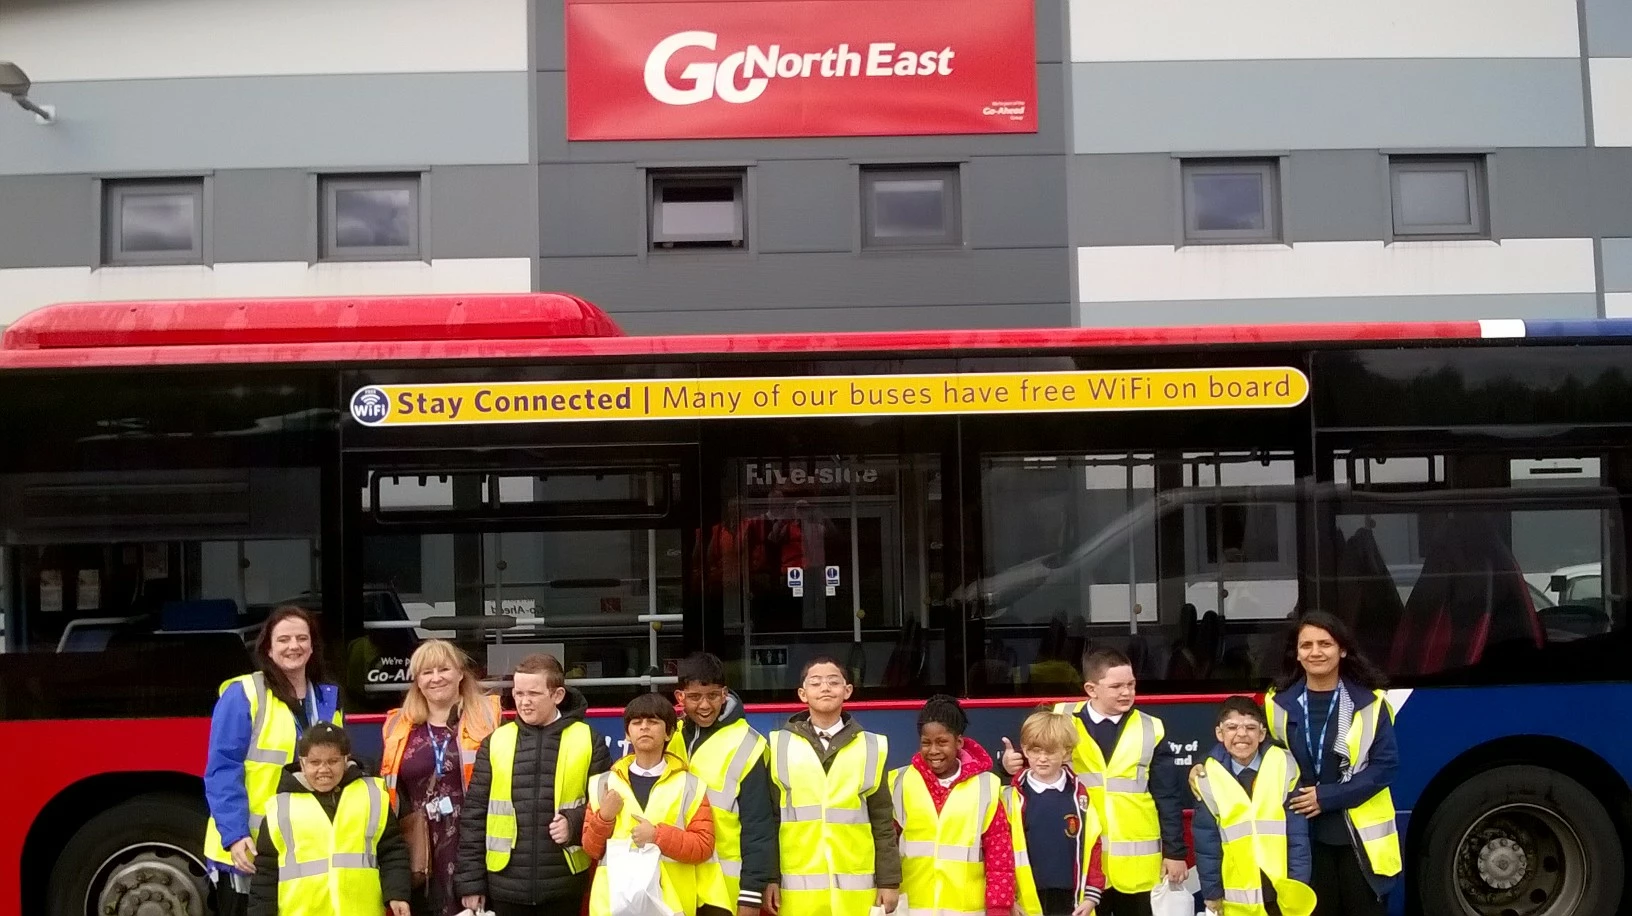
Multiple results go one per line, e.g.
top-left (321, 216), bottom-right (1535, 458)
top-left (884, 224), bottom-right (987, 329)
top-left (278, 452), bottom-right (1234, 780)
top-left (4, 295), bottom-right (1632, 370)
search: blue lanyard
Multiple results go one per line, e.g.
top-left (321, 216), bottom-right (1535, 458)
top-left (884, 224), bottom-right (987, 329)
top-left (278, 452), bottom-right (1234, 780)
top-left (428, 726), bottom-right (453, 776)
top-left (1298, 692), bottom-right (1334, 777)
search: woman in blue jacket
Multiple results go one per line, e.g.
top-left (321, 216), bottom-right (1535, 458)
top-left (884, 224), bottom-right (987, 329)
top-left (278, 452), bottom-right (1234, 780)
top-left (203, 605), bottom-right (343, 916)
top-left (1266, 611), bottom-right (1400, 916)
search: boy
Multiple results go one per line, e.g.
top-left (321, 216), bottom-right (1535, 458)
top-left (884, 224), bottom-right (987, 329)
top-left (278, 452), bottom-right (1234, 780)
top-left (584, 692), bottom-right (717, 915)
top-left (456, 654), bottom-right (611, 916)
top-left (770, 656), bottom-right (901, 916)
top-left (1002, 710), bottom-right (1106, 916)
top-left (668, 652), bottom-right (780, 916)
top-left (1003, 648), bottom-right (1187, 916)
top-left (1191, 697), bottom-right (1314, 916)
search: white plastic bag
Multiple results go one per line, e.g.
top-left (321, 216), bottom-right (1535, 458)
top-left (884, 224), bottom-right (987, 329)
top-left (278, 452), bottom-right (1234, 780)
top-left (604, 839), bottom-right (669, 916)
top-left (1151, 876), bottom-right (1195, 916)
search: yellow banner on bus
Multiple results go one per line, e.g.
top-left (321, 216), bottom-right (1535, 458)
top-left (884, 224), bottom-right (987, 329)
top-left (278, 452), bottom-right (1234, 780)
top-left (348, 367), bottom-right (1309, 427)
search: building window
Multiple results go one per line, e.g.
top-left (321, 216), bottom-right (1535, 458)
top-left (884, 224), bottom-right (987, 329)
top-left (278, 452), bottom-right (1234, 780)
top-left (861, 166), bottom-right (961, 248)
top-left (1390, 156), bottom-right (1486, 238)
top-left (320, 175), bottom-right (420, 260)
top-left (103, 179), bottom-right (204, 266)
top-left (649, 171), bottom-right (746, 250)
top-left (1181, 159), bottom-right (1281, 244)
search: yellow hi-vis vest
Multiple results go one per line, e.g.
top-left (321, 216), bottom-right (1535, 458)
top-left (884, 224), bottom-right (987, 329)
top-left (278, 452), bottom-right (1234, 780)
top-left (1194, 748), bottom-right (1315, 916)
top-left (769, 728), bottom-right (888, 916)
top-left (587, 754), bottom-right (706, 916)
top-left (1053, 703), bottom-right (1164, 893)
top-left (204, 673), bottom-right (344, 866)
top-left (1004, 781), bottom-right (1103, 916)
top-left (667, 718), bottom-right (768, 911)
top-left (265, 776), bottom-right (390, 916)
top-left (485, 719), bottom-right (595, 874)
top-left (890, 765), bottom-right (1000, 916)
top-left (1264, 688), bottom-right (1402, 878)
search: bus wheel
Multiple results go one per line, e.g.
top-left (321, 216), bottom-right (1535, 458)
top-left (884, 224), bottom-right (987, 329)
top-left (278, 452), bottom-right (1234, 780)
top-left (1419, 764), bottom-right (1623, 916)
top-left (49, 793), bottom-right (210, 916)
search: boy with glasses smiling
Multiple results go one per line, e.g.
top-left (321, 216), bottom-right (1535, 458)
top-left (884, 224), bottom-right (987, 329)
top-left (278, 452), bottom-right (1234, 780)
top-left (668, 652), bottom-right (780, 916)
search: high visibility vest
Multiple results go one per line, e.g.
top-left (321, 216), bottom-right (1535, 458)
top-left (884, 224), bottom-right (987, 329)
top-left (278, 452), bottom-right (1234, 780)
top-left (265, 776), bottom-right (390, 916)
top-left (587, 756), bottom-right (706, 916)
top-left (1052, 703), bottom-right (1164, 893)
top-left (380, 695), bottom-right (503, 811)
top-left (667, 719), bottom-right (768, 911)
top-left (204, 674), bottom-right (344, 866)
top-left (1003, 780), bottom-right (1103, 916)
top-left (1265, 688), bottom-right (1402, 878)
top-left (889, 766), bottom-right (1000, 916)
top-left (484, 719), bottom-right (595, 874)
top-left (768, 728), bottom-right (888, 916)
top-left (1193, 748), bottom-right (1315, 916)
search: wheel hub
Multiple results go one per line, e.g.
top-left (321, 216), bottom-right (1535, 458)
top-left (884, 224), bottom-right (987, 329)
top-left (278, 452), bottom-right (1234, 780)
top-left (96, 855), bottom-right (202, 916)
top-left (1476, 835), bottom-right (1530, 889)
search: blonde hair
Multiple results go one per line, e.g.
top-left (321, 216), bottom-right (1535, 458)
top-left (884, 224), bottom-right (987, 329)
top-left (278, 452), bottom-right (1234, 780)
top-left (402, 639), bottom-right (494, 731)
top-left (1019, 710), bottom-right (1080, 754)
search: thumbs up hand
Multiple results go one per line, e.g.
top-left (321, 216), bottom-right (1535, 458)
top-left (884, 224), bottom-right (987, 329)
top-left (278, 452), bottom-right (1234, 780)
top-left (1000, 737), bottom-right (1025, 776)
top-left (631, 815), bottom-right (658, 848)
top-left (549, 812), bottom-right (571, 845)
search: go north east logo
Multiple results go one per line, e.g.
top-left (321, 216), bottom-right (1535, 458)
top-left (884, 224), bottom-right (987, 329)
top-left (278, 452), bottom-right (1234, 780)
top-left (350, 387), bottom-right (391, 425)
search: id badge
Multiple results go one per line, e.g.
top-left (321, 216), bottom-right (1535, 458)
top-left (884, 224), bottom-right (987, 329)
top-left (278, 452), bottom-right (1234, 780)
top-left (436, 795), bottom-right (454, 816)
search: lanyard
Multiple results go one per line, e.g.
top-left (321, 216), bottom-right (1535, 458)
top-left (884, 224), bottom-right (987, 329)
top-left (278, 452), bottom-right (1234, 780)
top-left (1298, 691), bottom-right (1334, 777)
top-left (428, 726), bottom-right (453, 776)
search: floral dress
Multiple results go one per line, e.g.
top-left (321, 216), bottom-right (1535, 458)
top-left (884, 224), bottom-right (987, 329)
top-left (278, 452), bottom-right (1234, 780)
top-left (397, 722), bottom-right (465, 916)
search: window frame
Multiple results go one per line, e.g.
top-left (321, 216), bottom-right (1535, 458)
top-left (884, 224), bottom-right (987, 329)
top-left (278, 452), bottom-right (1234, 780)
top-left (101, 178), bottom-right (207, 267)
top-left (1388, 155), bottom-right (1488, 239)
top-left (1180, 158), bottom-right (1282, 245)
top-left (319, 174), bottom-right (423, 262)
top-left (860, 165), bottom-right (963, 250)
top-left (647, 170), bottom-right (748, 250)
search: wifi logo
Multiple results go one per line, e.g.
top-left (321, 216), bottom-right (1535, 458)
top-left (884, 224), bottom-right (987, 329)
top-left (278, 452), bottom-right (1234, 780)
top-left (349, 387), bottom-right (391, 425)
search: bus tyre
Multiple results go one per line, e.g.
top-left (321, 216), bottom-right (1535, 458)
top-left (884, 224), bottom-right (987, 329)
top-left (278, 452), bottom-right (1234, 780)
top-left (1418, 764), bottom-right (1622, 916)
top-left (49, 793), bottom-right (210, 916)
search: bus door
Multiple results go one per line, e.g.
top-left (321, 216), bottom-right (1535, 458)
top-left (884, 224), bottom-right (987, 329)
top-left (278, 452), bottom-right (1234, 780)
top-left (344, 447), bottom-right (697, 711)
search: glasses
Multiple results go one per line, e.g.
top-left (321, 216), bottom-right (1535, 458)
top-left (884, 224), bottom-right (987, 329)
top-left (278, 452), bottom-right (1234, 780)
top-left (1220, 722), bottom-right (1264, 735)
top-left (682, 691), bottom-right (726, 704)
top-left (803, 676), bottom-right (846, 688)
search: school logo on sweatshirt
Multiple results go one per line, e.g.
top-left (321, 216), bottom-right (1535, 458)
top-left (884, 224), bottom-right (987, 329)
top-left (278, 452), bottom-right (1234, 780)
top-left (1064, 814), bottom-right (1081, 838)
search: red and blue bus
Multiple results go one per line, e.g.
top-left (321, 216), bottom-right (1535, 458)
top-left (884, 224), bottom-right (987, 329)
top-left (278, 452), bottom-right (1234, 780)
top-left (0, 294), bottom-right (1627, 916)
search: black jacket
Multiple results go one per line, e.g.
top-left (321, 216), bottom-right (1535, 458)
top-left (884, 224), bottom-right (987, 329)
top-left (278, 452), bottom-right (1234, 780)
top-left (454, 688), bottom-right (612, 905)
top-left (779, 711), bottom-right (902, 890)
top-left (249, 762), bottom-right (411, 916)
top-left (676, 692), bottom-right (781, 908)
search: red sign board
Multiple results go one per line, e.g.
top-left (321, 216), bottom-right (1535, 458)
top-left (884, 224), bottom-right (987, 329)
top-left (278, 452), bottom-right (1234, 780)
top-left (565, 0), bottom-right (1037, 141)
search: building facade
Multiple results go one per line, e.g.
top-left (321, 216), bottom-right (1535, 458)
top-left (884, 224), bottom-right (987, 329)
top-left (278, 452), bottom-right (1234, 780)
top-left (1, 0), bottom-right (1630, 334)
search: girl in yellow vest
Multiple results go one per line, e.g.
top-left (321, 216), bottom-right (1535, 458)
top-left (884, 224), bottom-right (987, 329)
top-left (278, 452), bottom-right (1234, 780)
top-left (379, 639), bottom-right (504, 916)
top-left (1269, 612), bottom-right (1400, 916)
top-left (204, 605), bottom-right (343, 916)
top-left (247, 723), bottom-right (411, 916)
top-left (888, 695), bottom-right (1017, 916)
top-left (583, 692), bottom-right (717, 915)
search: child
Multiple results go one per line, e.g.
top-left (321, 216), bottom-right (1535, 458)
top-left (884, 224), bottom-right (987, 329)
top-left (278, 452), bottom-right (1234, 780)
top-left (249, 723), bottom-right (412, 916)
top-left (889, 695), bottom-right (1017, 916)
top-left (1002, 710), bottom-right (1106, 916)
top-left (583, 692), bottom-right (716, 915)
top-left (1191, 696), bottom-right (1315, 916)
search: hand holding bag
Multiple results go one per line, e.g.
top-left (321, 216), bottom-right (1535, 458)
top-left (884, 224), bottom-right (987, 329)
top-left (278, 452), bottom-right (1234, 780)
top-left (604, 837), bottom-right (669, 916)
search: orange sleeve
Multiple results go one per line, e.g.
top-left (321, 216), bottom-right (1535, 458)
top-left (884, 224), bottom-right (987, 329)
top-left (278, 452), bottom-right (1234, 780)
top-left (583, 806), bottom-right (616, 861)
top-left (654, 796), bottom-right (716, 865)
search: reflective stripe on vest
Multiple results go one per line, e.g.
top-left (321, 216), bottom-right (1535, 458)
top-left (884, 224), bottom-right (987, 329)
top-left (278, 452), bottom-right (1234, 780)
top-left (1264, 688), bottom-right (1402, 879)
top-left (266, 777), bottom-right (388, 916)
top-left (670, 719), bottom-right (768, 910)
top-left (1003, 782), bottom-right (1102, 916)
top-left (770, 728), bottom-right (887, 916)
top-left (587, 760), bottom-right (704, 916)
top-left (1195, 748), bottom-right (1298, 916)
top-left (1052, 704), bottom-right (1164, 894)
top-left (485, 720), bottom-right (595, 874)
top-left (892, 766), bottom-right (998, 916)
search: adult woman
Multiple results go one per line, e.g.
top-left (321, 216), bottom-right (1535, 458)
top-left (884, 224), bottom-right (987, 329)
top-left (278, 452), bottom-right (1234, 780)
top-left (1266, 611), bottom-right (1400, 916)
top-left (204, 605), bottom-right (343, 916)
top-left (380, 640), bottom-right (502, 916)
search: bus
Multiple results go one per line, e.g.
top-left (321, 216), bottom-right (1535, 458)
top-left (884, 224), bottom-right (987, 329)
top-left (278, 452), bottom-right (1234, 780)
top-left (1, 294), bottom-right (1627, 916)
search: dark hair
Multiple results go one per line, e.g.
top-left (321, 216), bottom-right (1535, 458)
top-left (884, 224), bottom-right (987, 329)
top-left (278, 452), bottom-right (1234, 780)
top-left (1215, 695), bottom-right (1267, 727)
top-left (514, 653), bottom-right (566, 689)
top-left (296, 722), bottom-right (351, 758)
top-left (676, 652), bottom-right (728, 690)
top-left (624, 692), bottom-right (678, 736)
top-left (1082, 647), bottom-right (1132, 683)
top-left (255, 605), bottom-right (332, 714)
top-left (1274, 610), bottom-right (1387, 691)
top-left (918, 694), bottom-right (968, 737)
top-left (799, 655), bottom-right (849, 684)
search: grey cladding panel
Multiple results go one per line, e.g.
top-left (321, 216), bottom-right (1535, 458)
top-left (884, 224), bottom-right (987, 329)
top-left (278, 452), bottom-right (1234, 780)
top-left (1282, 150), bottom-right (1388, 243)
top-left (614, 301), bottom-right (1071, 334)
top-left (1586, 0), bottom-right (1632, 56)
top-left (1488, 148), bottom-right (1603, 241)
top-left (965, 155), bottom-right (1068, 249)
top-left (754, 160), bottom-right (856, 253)
top-left (1078, 293), bottom-right (1598, 328)
top-left (537, 0), bottom-right (566, 71)
top-left (0, 174), bottom-right (94, 269)
top-left (1068, 155), bottom-right (1174, 247)
top-left (1586, 149), bottom-right (1632, 237)
top-left (540, 162), bottom-right (642, 257)
top-left (428, 166), bottom-right (538, 259)
top-left (1603, 238), bottom-right (1632, 293)
top-left (212, 170), bottom-right (311, 263)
